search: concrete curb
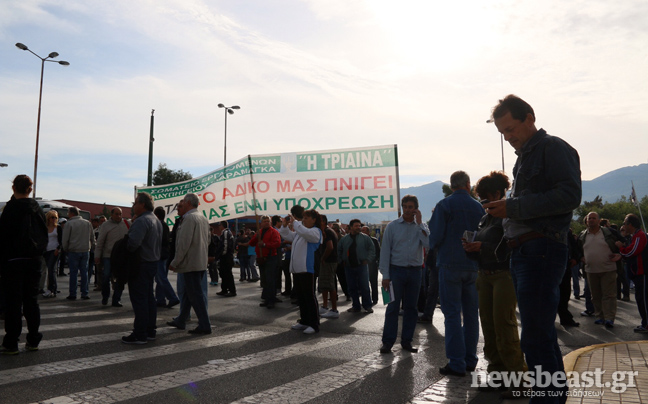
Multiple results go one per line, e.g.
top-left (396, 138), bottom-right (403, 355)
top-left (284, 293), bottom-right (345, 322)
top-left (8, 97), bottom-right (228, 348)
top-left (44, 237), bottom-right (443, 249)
top-left (563, 340), bottom-right (648, 373)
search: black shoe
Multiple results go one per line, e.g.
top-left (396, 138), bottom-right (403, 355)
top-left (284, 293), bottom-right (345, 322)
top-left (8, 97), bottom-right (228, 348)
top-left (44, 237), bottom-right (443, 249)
top-left (223, 292), bottom-right (237, 297)
top-left (250, 278), bottom-right (260, 282)
top-left (580, 310), bottom-right (594, 317)
top-left (401, 343), bottom-right (418, 353)
top-left (188, 327), bottom-right (212, 335)
top-left (112, 302), bottom-right (123, 308)
top-left (561, 320), bottom-right (580, 327)
top-left (439, 364), bottom-right (466, 377)
top-left (167, 300), bottom-right (180, 309)
top-left (166, 320), bottom-right (185, 330)
top-left (281, 291), bottom-right (291, 296)
top-left (379, 344), bottom-right (392, 354)
top-left (66, 295), bottom-right (76, 300)
top-left (259, 302), bottom-right (269, 307)
top-left (81, 295), bottom-right (90, 300)
top-left (216, 291), bottom-right (227, 296)
top-left (418, 315), bottom-right (433, 323)
top-left (102, 298), bottom-right (108, 306)
top-left (121, 334), bottom-right (147, 345)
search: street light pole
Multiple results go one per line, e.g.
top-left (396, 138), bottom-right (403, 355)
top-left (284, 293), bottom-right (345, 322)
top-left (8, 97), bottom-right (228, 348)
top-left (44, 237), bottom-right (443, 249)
top-left (15, 43), bottom-right (69, 198)
top-left (217, 104), bottom-right (240, 166)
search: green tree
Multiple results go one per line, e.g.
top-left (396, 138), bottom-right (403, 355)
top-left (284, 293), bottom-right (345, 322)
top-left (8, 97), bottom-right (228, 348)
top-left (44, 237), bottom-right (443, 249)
top-left (152, 163), bottom-right (192, 185)
top-left (101, 203), bottom-right (111, 219)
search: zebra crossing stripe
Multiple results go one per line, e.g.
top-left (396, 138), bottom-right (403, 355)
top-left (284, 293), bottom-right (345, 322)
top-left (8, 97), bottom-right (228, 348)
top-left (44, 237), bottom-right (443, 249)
top-left (31, 337), bottom-right (345, 404)
top-left (0, 330), bottom-right (274, 386)
top-left (41, 310), bottom-right (118, 319)
top-left (23, 318), bottom-right (134, 333)
top-left (36, 327), bottom-right (177, 350)
top-left (231, 340), bottom-right (431, 404)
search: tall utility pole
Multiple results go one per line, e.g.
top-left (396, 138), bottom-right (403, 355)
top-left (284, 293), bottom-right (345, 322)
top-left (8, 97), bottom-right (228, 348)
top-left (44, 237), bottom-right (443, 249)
top-left (147, 109), bottom-right (155, 186)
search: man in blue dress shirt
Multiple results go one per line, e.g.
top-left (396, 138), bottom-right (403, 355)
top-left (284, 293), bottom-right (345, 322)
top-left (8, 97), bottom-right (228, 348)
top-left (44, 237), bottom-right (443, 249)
top-left (379, 194), bottom-right (430, 354)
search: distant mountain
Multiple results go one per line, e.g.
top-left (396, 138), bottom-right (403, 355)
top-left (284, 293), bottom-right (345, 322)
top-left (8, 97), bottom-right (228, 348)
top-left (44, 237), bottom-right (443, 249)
top-left (338, 164), bottom-right (648, 225)
top-left (581, 164), bottom-right (648, 203)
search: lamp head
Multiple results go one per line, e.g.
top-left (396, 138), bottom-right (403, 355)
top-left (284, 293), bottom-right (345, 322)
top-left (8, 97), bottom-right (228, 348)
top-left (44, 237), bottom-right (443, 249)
top-left (48, 52), bottom-right (59, 58)
top-left (217, 103), bottom-right (225, 108)
top-left (231, 106), bottom-right (240, 110)
top-left (227, 109), bottom-right (235, 115)
top-left (58, 61), bottom-right (70, 66)
top-left (15, 43), bottom-right (29, 51)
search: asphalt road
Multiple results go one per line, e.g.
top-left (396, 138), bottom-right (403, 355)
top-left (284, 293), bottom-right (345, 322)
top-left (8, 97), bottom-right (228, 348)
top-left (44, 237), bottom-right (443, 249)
top-left (1, 269), bottom-right (646, 404)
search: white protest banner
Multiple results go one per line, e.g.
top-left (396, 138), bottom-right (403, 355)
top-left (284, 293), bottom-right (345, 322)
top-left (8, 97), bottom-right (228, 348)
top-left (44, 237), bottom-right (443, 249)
top-left (136, 145), bottom-right (399, 226)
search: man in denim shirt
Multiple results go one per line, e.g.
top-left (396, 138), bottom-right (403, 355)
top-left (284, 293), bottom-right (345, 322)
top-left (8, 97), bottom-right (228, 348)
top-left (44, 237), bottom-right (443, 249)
top-left (485, 95), bottom-right (581, 403)
top-left (429, 171), bottom-right (484, 376)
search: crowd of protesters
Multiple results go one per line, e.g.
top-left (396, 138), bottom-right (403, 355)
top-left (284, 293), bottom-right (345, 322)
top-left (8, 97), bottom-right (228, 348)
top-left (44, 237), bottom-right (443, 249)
top-left (3, 95), bottom-right (648, 404)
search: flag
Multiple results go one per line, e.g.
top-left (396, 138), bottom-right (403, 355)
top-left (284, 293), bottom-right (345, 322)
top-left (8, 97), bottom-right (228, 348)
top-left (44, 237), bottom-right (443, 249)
top-left (631, 182), bottom-right (638, 206)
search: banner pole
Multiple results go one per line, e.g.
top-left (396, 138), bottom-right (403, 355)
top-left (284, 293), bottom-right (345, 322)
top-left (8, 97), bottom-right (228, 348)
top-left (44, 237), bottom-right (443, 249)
top-left (394, 144), bottom-right (401, 218)
top-left (632, 181), bottom-right (646, 232)
top-left (248, 155), bottom-right (262, 257)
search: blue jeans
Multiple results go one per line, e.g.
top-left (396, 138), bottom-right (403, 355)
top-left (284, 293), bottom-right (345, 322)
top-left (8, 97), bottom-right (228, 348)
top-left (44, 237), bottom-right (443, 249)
top-left (382, 265), bottom-right (421, 347)
top-left (511, 238), bottom-right (568, 403)
top-left (155, 259), bottom-right (179, 305)
top-left (248, 255), bottom-right (259, 279)
top-left (101, 257), bottom-right (123, 304)
top-left (439, 268), bottom-right (479, 372)
top-left (239, 255), bottom-right (250, 279)
top-left (44, 250), bottom-right (58, 294)
top-left (175, 271), bottom-right (208, 324)
top-left (68, 251), bottom-right (89, 298)
top-left (570, 263), bottom-right (580, 298)
top-left (177, 271), bottom-right (210, 330)
top-left (127, 261), bottom-right (158, 340)
top-left (345, 264), bottom-right (372, 310)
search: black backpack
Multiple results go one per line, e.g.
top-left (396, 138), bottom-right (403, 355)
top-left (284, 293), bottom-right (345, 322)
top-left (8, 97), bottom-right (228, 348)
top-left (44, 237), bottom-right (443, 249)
top-left (110, 235), bottom-right (141, 285)
top-left (17, 210), bottom-right (48, 258)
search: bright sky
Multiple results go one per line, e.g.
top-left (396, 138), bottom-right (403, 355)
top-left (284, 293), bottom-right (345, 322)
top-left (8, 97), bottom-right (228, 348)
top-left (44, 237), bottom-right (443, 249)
top-left (1, 0), bottom-right (646, 206)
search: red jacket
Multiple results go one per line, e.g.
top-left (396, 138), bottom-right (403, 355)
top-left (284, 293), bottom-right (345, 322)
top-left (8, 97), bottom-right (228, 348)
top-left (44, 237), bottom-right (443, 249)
top-left (249, 226), bottom-right (282, 258)
top-left (619, 229), bottom-right (647, 276)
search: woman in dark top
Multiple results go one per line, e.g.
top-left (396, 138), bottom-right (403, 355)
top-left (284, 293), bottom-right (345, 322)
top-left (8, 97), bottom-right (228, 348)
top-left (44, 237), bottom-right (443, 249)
top-left (463, 171), bottom-right (526, 397)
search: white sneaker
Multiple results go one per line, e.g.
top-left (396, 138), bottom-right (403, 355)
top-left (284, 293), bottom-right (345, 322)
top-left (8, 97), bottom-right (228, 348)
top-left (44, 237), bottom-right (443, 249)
top-left (303, 326), bottom-right (316, 334)
top-left (42, 290), bottom-right (52, 298)
top-left (291, 323), bottom-right (308, 330)
top-left (318, 306), bottom-right (329, 315)
top-left (321, 309), bottom-right (339, 319)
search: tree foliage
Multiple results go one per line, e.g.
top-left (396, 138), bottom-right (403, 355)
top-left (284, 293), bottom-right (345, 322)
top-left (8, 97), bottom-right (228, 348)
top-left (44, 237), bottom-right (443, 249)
top-left (152, 163), bottom-right (192, 186)
top-left (571, 195), bottom-right (648, 234)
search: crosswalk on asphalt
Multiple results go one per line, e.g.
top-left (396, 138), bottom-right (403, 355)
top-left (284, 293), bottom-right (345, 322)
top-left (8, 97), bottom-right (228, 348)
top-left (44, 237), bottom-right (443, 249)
top-left (2, 294), bottom-right (485, 404)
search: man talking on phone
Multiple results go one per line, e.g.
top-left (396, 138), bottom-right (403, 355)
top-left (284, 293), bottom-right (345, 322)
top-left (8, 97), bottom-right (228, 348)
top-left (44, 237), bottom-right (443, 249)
top-left (379, 195), bottom-right (429, 354)
top-left (429, 171), bottom-right (484, 376)
top-left (484, 95), bottom-right (581, 403)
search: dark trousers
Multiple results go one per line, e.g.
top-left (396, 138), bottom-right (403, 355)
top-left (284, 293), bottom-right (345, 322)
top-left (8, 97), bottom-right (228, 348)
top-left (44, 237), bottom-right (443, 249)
top-left (261, 255), bottom-right (280, 303)
top-left (635, 274), bottom-right (647, 328)
top-left (219, 255), bottom-right (236, 294)
top-left (294, 272), bottom-right (319, 331)
top-left (44, 250), bottom-right (58, 294)
top-left (1, 259), bottom-right (42, 350)
top-left (336, 262), bottom-right (348, 296)
top-left (368, 261), bottom-right (379, 304)
top-left (557, 264), bottom-right (575, 324)
top-left (127, 261), bottom-right (157, 340)
top-left (282, 258), bottom-right (292, 294)
top-left (617, 265), bottom-right (630, 299)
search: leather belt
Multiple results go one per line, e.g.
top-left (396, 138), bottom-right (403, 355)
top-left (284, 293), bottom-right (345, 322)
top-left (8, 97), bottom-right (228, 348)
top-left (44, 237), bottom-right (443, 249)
top-left (506, 231), bottom-right (545, 248)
